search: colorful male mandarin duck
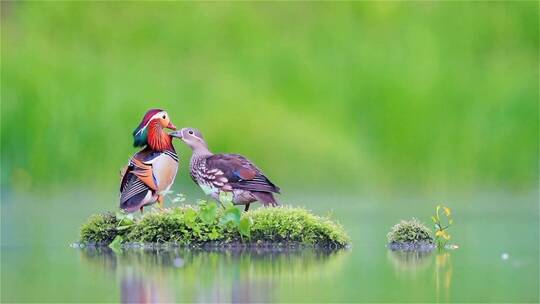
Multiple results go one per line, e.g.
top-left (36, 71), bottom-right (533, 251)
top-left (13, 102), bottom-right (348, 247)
top-left (119, 109), bottom-right (179, 213)
top-left (170, 128), bottom-right (280, 211)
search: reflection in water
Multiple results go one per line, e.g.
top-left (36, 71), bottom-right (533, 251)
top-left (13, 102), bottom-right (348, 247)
top-left (80, 247), bottom-right (347, 303)
top-left (435, 252), bottom-right (453, 303)
top-left (388, 249), bottom-right (454, 302)
top-left (120, 269), bottom-right (175, 303)
top-left (387, 249), bottom-right (433, 274)
top-left (80, 247), bottom-right (175, 303)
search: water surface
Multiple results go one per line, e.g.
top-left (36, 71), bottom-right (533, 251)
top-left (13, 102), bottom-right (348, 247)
top-left (1, 190), bottom-right (538, 302)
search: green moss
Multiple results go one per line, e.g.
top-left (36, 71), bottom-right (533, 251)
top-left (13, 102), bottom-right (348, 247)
top-left (80, 212), bottom-right (120, 244)
top-left (78, 205), bottom-right (350, 248)
top-left (248, 207), bottom-right (349, 247)
top-left (126, 206), bottom-right (227, 244)
top-left (387, 218), bottom-right (434, 245)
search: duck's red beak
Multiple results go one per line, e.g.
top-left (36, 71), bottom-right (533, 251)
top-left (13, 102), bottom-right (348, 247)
top-left (167, 122), bottom-right (177, 130)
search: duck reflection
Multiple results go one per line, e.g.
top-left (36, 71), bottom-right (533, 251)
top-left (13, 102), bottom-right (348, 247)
top-left (120, 270), bottom-right (175, 303)
top-left (80, 247), bottom-right (175, 303)
top-left (80, 247), bottom-right (347, 303)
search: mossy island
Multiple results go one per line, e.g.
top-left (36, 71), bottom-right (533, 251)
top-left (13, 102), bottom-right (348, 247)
top-left (78, 204), bottom-right (350, 250)
top-left (387, 218), bottom-right (435, 251)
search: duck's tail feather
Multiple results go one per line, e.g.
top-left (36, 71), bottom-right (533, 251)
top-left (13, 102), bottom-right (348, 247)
top-left (253, 191), bottom-right (279, 207)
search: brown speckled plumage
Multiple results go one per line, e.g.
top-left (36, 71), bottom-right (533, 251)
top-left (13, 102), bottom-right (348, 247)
top-left (172, 128), bottom-right (280, 211)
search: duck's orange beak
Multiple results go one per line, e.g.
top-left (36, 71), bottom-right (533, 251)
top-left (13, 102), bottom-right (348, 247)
top-left (166, 121), bottom-right (177, 130)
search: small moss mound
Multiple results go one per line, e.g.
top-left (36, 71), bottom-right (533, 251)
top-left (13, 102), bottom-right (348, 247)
top-left (79, 206), bottom-right (350, 249)
top-left (387, 218), bottom-right (434, 250)
top-left (80, 212), bottom-right (121, 244)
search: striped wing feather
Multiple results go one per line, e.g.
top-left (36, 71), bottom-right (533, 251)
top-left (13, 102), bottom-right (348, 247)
top-left (119, 148), bottom-right (162, 208)
top-left (120, 171), bottom-right (151, 208)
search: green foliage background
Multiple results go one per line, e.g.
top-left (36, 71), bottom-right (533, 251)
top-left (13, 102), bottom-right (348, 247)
top-left (2, 2), bottom-right (538, 193)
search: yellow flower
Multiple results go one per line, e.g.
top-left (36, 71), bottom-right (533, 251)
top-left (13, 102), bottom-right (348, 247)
top-left (436, 230), bottom-right (451, 240)
top-left (443, 206), bottom-right (451, 217)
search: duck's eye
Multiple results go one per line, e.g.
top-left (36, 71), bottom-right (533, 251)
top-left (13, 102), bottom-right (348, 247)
top-left (162, 115), bottom-right (166, 119)
top-left (188, 130), bottom-right (194, 135)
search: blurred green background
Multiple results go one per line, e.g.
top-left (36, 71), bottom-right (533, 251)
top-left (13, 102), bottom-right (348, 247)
top-left (2, 2), bottom-right (539, 303)
top-left (2, 1), bottom-right (538, 195)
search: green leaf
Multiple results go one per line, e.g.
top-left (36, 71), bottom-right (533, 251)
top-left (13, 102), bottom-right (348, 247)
top-left (115, 212), bottom-right (126, 221)
top-left (199, 201), bottom-right (217, 225)
top-left (119, 216), bottom-right (134, 226)
top-left (184, 208), bottom-right (197, 228)
top-left (219, 191), bottom-right (233, 205)
top-left (115, 211), bottom-right (134, 226)
top-left (108, 235), bottom-right (123, 253)
top-left (209, 228), bottom-right (220, 240)
top-left (239, 217), bottom-right (252, 238)
top-left (219, 207), bottom-right (241, 226)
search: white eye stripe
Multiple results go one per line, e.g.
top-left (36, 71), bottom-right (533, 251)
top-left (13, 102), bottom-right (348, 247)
top-left (135, 111), bottom-right (167, 135)
top-left (184, 129), bottom-right (202, 141)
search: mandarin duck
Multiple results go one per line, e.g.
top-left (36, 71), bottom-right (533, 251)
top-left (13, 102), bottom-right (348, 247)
top-left (119, 109), bottom-right (179, 213)
top-left (170, 128), bottom-right (280, 211)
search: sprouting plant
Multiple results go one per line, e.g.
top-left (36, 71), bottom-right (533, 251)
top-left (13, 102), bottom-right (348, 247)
top-left (197, 200), bottom-right (218, 225)
top-left (431, 205), bottom-right (453, 249)
top-left (162, 189), bottom-right (186, 205)
top-left (218, 191), bottom-right (233, 207)
top-left (106, 211), bottom-right (137, 252)
top-left (217, 190), bottom-right (251, 239)
top-left (115, 211), bottom-right (135, 231)
top-left (171, 192), bottom-right (186, 204)
top-left (108, 235), bottom-right (123, 253)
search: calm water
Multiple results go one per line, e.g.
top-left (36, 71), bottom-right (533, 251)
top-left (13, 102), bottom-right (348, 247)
top-left (1, 190), bottom-right (538, 302)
